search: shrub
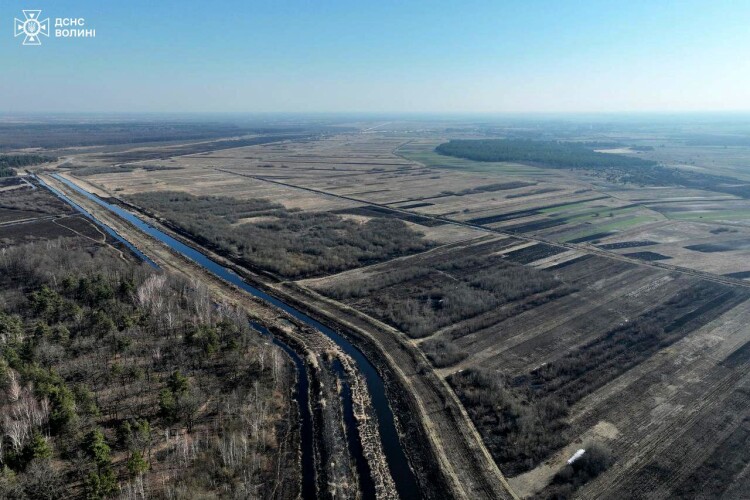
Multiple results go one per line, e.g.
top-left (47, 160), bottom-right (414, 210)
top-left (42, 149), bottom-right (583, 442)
top-left (84, 468), bottom-right (117, 500)
top-left (84, 429), bottom-right (112, 470)
top-left (126, 452), bottom-right (149, 477)
top-left (24, 432), bottom-right (52, 463)
top-left (21, 459), bottom-right (65, 500)
top-left (421, 339), bottom-right (467, 368)
top-left (128, 191), bottom-right (434, 278)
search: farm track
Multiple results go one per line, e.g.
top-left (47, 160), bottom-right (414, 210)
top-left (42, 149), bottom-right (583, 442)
top-left (0, 214), bottom-right (67, 227)
top-left (214, 168), bottom-right (750, 290)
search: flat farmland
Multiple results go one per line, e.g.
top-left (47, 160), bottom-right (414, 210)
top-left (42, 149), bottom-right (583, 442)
top-left (0, 215), bottom-right (108, 246)
top-left (306, 234), bottom-right (750, 499)
top-left (82, 132), bottom-right (750, 282)
top-left (571, 186), bottom-right (750, 275)
top-left (0, 179), bottom-right (130, 255)
top-left (65, 167), bottom-right (360, 212)
top-left (52, 130), bottom-right (750, 498)
top-left (586, 219), bottom-right (750, 276)
top-left (638, 143), bottom-right (750, 182)
top-left (398, 141), bottom-right (750, 276)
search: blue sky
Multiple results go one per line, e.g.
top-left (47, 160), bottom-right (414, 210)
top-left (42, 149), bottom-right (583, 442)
top-left (1, 0), bottom-right (748, 113)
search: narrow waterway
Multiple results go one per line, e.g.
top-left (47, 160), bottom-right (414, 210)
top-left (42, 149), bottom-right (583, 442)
top-left (251, 322), bottom-right (317, 499)
top-left (44, 174), bottom-right (422, 499)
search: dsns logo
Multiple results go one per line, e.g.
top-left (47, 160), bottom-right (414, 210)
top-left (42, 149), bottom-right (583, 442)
top-left (14, 10), bottom-right (50, 45)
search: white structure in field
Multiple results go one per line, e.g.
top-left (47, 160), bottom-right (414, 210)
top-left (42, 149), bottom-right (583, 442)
top-left (567, 449), bottom-right (586, 465)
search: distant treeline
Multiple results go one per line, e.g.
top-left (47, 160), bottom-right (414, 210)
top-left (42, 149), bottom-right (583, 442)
top-left (0, 154), bottom-right (56, 177)
top-left (440, 181), bottom-right (535, 197)
top-left (92, 134), bottom-right (314, 164)
top-left (435, 138), bottom-right (750, 196)
top-left (435, 139), bottom-right (657, 169)
top-left (0, 121), bottom-right (349, 150)
top-left (579, 141), bottom-right (652, 151)
top-left (70, 164), bottom-right (183, 177)
top-left (684, 134), bottom-right (750, 147)
top-left (578, 141), bottom-right (623, 148)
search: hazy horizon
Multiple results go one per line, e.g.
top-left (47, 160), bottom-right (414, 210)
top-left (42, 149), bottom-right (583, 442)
top-left (2, 0), bottom-right (749, 114)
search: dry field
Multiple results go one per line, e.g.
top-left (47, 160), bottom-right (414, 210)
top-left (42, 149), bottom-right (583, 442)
top-left (0, 179), bottom-right (115, 249)
top-left (71, 132), bottom-right (750, 278)
top-left (308, 235), bottom-right (750, 499)
top-left (54, 130), bottom-right (750, 498)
